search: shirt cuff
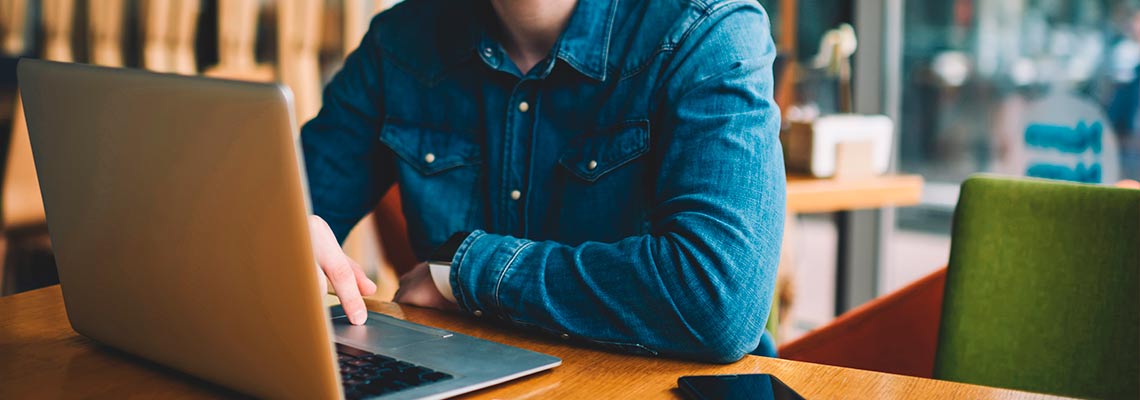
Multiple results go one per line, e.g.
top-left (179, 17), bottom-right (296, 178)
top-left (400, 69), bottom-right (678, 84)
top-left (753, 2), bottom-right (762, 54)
top-left (428, 263), bottom-right (457, 303)
top-left (449, 230), bottom-right (535, 318)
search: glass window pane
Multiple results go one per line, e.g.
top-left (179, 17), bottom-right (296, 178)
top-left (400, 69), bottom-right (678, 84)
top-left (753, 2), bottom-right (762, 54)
top-left (899, 0), bottom-right (1136, 185)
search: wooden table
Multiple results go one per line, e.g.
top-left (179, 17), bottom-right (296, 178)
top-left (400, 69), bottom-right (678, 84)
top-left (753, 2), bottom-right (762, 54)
top-left (786, 174), bottom-right (924, 213)
top-left (0, 286), bottom-right (1063, 399)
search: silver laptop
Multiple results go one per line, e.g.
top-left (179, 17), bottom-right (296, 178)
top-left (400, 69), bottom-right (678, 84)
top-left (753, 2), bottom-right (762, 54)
top-left (17, 59), bottom-right (560, 400)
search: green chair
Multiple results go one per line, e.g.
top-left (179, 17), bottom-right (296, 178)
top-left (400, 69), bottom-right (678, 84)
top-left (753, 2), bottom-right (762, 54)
top-left (781, 175), bottom-right (1138, 398)
top-left (936, 175), bottom-right (1139, 399)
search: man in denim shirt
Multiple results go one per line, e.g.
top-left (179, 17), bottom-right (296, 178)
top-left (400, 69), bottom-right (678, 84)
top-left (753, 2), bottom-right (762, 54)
top-left (303, 0), bottom-right (785, 362)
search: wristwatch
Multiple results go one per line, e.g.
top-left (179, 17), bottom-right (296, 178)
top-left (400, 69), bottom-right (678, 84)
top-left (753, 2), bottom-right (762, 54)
top-left (430, 232), bottom-right (470, 265)
top-left (427, 232), bottom-right (469, 303)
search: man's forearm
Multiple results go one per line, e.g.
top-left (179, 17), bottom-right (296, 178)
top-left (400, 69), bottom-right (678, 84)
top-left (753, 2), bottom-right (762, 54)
top-left (448, 213), bottom-right (783, 363)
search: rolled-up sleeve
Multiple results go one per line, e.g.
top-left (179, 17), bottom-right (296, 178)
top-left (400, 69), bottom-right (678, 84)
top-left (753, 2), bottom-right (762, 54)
top-left (301, 17), bottom-right (394, 243)
top-left (450, 3), bottom-right (785, 363)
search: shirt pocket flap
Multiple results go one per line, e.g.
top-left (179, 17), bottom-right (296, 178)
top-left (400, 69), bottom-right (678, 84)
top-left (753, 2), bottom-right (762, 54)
top-left (558, 120), bottom-right (650, 182)
top-left (379, 118), bottom-right (482, 175)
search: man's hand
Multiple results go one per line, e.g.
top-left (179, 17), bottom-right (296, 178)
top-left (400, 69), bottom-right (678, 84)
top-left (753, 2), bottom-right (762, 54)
top-left (393, 262), bottom-right (459, 311)
top-left (309, 215), bottom-right (377, 325)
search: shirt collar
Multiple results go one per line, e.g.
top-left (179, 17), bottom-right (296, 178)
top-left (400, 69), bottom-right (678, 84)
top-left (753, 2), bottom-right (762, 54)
top-left (460, 0), bottom-right (618, 82)
top-left (552, 0), bottom-right (619, 81)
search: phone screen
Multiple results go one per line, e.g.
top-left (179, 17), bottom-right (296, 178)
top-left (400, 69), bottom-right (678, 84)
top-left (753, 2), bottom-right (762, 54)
top-left (678, 374), bottom-right (806, 400)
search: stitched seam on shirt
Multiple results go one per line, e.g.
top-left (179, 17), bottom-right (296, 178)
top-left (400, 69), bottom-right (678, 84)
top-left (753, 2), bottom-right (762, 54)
top-left (624, 0), bottom-right (749, 82)
top-left (500, 84), bottom-right (515, 229)
top-left (673, 11), bottom-right (713, 57)
top-left (598, 0), bottom-right (618, 81)
top-left (643, 3), bottom-right (724, 98)
top-left (494, 241), bottom-right (534, 311)
top-left (673, 0), bottom-right (754, 61)
top-left (377, 46), bottom-right (476, 87)
top-left (558, 120), bottom-right (650, 181)
top-left (696, 0), bottom-right (747, 16)
top-left (522, 92), bottom-right (543, 238)
top-left (664, 2), bottom-right (764, 104)
top-left (619, 45), bottom-right (676, 82)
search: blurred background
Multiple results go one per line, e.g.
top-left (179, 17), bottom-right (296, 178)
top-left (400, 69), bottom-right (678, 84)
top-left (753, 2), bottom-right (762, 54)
top-left (758, 0), bottom-right (1140, 342)
top-left (1, 0), bottom-right (1137, 346)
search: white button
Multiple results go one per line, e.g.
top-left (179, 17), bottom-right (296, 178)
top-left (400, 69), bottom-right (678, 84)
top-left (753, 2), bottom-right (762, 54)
top-left (587, 160), bottom-right (598, 171)
top-left (483, 47), bottom-right (494, 58)
top-left (517, 101), bottom-right (530, 113)
top-left (510, 190), bottom-right (521, 200)
top-left (473, 310), bottom-right (483, 317)
top-left (560, 333), bottom-right (570, 340)
top-left (424, 153), bottom-right (435, 163)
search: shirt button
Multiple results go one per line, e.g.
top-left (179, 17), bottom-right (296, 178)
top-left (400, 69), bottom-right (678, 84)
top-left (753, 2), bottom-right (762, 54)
top-left (510, 190), bottom-right (521, 200)
top-left (473, 310), bottom-right (483, 317)
top-left (517, 101), bottom-right (530, 113)
top-left (483, 47), bottom-right (494, 58)
top-left (424, 153), bottom-right (436, 164)
top-left (560, 333), bottom-right (570, 340)
top-left (586, 160), bottom-right (598, 171)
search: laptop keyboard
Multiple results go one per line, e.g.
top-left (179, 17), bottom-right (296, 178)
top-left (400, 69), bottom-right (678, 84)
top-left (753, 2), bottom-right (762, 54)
top-left (336, 343), bottom-right (453, 399)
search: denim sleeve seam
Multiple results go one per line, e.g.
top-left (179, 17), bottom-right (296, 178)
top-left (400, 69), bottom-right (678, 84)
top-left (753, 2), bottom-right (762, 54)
top-left (452, 230), bottom-right (486, 311)
top-left (494, 241), bottom-right (534, 312)
top-left (666, 1), bottom-right (767, 97)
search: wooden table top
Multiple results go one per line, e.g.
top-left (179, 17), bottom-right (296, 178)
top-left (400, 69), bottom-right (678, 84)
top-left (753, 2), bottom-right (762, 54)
top-left (0, 285), bottom-right (1063, 399)
top-left (786, 174), bottom-right (924, 213)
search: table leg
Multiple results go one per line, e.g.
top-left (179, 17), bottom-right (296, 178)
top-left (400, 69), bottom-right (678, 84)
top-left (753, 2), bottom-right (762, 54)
top-left (771, 210), bottom-right (797, 343)
top-left (835, 211), bottom-right (849, 315)
top-left (834, 209), bottom-right (881, 316)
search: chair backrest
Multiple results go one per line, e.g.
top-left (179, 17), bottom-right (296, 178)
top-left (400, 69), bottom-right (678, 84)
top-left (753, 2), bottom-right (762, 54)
top-left (1, 0), bottom-right (79, 230)
top-left (141, 0), bottom-right (200, 74)
top-left (87, 0), bottom-right (126, 67)
top-left (937, 175), bottom-right (1139, 399)
top-left (0, 0), bottom-right (30, 56)
top-left (203, 0), bottom-right (273, 82)
top-left (276, 0), bottom-right (323, 124)
top-left (373, 185), bottom-right (417, 276)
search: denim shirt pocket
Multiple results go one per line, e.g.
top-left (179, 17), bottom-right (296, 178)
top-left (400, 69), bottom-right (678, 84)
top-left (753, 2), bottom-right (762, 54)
top-left (554, 120), bottom-right (651, 243)
top-left (379, 118), bottom-right (482, 176)
top-left (378, 118), bottom-right (482, 249)
top-left (558, 120), bottom-right (650, 182)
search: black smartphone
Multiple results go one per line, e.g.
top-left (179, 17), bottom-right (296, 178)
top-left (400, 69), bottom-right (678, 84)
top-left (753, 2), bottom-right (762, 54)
top-left (678, 374), bottom-right (806, 400)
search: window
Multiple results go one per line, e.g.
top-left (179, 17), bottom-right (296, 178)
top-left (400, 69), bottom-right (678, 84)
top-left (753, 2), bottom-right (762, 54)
top-left (899, 0), bottom-right (1137, 188)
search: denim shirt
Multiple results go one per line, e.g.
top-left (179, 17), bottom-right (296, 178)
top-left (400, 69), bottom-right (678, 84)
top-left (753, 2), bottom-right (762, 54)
top-left (301, 0), bottom-right (785, 363)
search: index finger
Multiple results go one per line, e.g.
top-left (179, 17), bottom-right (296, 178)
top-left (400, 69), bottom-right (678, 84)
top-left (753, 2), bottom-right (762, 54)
top-left (309, 216), bottom-right (368, 325)
top-left (325, 259), bottom-right (368, 325)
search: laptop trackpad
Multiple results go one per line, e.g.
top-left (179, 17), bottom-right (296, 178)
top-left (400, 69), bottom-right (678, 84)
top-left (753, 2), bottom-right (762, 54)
top-left (332, 314), bottom-right (450, 350)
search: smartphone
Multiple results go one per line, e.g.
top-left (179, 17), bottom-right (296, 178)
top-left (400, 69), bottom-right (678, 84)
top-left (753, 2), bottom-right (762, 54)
top-left (678, 374), bottom-right (806, 400)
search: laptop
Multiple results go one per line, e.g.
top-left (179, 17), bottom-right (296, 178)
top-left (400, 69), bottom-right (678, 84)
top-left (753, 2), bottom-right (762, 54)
top-left (17, 59), bottom-right (560, 400)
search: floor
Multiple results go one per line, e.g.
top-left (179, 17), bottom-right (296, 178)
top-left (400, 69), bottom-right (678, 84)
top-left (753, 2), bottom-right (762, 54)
top-left (783, 214), bottom-right (950, 342)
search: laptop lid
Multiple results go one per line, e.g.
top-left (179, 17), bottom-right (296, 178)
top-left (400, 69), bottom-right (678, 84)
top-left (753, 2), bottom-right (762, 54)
top-left (18, 59), bottom-right (342, 399)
